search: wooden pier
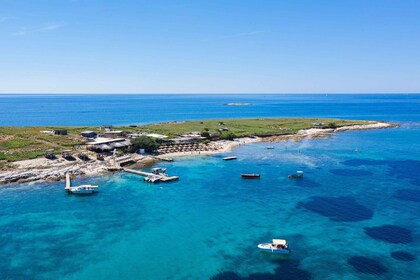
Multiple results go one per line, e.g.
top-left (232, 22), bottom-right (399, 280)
top-left (65, 173), bottom-right (71, 190)
top-left (123, 168), bottom-right (179, 182)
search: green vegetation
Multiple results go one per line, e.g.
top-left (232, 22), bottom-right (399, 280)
top-left (0, 118), bottom-right (371, 162)
top-left (138, 118), bottom-right (368, 138)
top-left (129, 136), bottom-right (158, 153)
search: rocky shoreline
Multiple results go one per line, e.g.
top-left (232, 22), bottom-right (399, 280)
top-left (0, 121), bottom-right (398, 186)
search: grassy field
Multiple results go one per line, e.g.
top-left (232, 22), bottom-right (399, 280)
top-left (0, 118), bottom-right (370, 163)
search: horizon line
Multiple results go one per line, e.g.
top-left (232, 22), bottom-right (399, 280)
top-left (1, 92), bottom-right (419, 95)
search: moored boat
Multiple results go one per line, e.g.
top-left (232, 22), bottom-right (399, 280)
top-left (241, 174), bottom-right (260, 179)
top-left (258, 239), bottom-right (290, 254)
top-left (67, 185), bottom-right (99, 195)
top-left (144, 174), bottom-right (161, 183)
top-left (288, 170), bottom-right (304, 179)
top-left (223, 156), bottom-right (237, 160)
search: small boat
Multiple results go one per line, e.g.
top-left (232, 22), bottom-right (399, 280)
top-left (241, 174), bottom-right (260, 179)
top-left (144, 174), bottom-right (161, 183)
top-left (288, 170), bottom-right (304, 179)
top-left (258, 239), bottom-right (290, 254)
top-left (266, 146), bottom-right (275, 149)
top-left (67, 185), bottom-right (99, 195)
top-left (223, 156), bottom-right (237, 161)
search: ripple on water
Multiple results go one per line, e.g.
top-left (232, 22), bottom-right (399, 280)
top-left (364, 225), bottom-right (413, 244)
top-left (329, 169), bottom-right (373, 176)
top-left (341, 159), bottom-right (386, 166)
top-left (347, 256), bottom-right (388, 275)
top-left (292, 178), bottom-right (321, 188)
top-left (393, 189), bottom-right (420, 202)
top-left (297, 196), bottom-right (373, 222)
top-left (391, 251), bottom-right (416, 262)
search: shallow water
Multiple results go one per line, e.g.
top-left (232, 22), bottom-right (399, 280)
top-left (1, 127), bottom-right (419, 279)
top-left (1, 94), bottom-right (419, 279)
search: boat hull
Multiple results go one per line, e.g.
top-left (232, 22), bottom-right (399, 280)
top-left (241, 174), bottom-right (260, 179)
top-left (257, 244), bottom-right (290, 254)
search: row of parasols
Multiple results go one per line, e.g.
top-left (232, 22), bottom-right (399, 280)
top-left (157, 143), bottom-right (220, 154)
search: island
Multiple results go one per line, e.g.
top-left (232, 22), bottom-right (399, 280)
top-left (0, 118), bottom-right (398, 185)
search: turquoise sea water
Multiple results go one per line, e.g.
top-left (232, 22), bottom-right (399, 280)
top-left (0, 94), bottom-right (419, 279)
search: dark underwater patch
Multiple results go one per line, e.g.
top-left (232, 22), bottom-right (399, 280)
top-left (329, 169), bottom-right (373, 176)
top-left (210, 260), bottom-right (311, 280)
top-left (364, 225), bottom-right (413, 244)
top-left (210, 271), bottom-right (242, 280)
top-left (341, 159), bottom-right (420, 185)
top-left (391, 251), bottom-right (415, 262)
top-left (386, 160), bottom-right (420, 186)
top-left (347, 256), bottom-right (388, 275)
top-left (393, 189), bottom-right (420, 202)
top-left (341, 159), bottom-right (386, 166)
top-left (298, 196), bottom-right (373, 222)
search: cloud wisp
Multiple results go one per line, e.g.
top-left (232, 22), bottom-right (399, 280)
top-left (219, 30), bottom-right (264, 39)
top-left (13, 22), bottom-right (64, 36)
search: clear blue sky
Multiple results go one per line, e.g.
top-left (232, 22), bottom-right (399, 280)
top-left (1, 0), bottom-right (419, 93)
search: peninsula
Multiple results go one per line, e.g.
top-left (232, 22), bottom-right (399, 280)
top-left (0, 118), bottom-right (398, 185)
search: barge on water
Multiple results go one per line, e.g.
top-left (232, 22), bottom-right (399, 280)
top-left (241, 174), bottom-right (260, 179)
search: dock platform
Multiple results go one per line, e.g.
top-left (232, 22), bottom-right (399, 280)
top-left (123, 168), bottom-right (179, 182)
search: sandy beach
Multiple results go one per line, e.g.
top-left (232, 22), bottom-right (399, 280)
top-left (0, 121), bottom-right (398, 186)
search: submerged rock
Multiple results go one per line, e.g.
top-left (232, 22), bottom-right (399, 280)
top-left (391, 251), bottom-right (415, 262)
top-left (298, 196), bottom-right (373, 222)
top-left (347, 256), bottom-right (388, 275)
top-left (364, 225), bottom-right (413, 244)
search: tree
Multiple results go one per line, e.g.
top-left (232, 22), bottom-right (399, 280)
top-left (130, 136), bottom-right (158, 153)
top-left (201, 130), bottom-right (210, 139)
top-left (326, 122), bottom-right (337, 128)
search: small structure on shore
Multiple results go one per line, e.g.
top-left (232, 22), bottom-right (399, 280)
top-left (53, 129), bottom-right (68, 135)
top-left (87, 138), bottom-right (131, 152)
top-left (61, 150), bottom-right (73, 160)
top-left (45, 150), bottom-right (55, 160)
top-left (80, 131), bottom-right (97, 138)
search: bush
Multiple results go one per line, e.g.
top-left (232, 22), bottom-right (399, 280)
top-left (201, 130), bottom-right (210, 138)
top-left (130, 136), bottom-right (158, 153)
top-left (220, 131), bottom-right (236, 140)
top-left (326, 122), bottom-right (337, 128)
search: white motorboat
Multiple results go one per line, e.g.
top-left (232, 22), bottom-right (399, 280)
top-left (223, 156), bottom-right (237, 161)
top-left (144, 174), bottom-right (161, 183)
top-left (257, 239), bottom-right (290, 254)
top-left (67, 185), bottom-right (99, 194)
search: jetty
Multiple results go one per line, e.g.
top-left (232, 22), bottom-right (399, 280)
top-left (123, 168), bottom-right (179, 182)
top-left (65, 173), bottom-right (71, 190)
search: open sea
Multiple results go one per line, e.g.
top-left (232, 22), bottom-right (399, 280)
top-left (0, 94), bottom-right (419, 279)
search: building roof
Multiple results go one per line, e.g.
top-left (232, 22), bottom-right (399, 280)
top-left (87, 137), bottom-right (126, 145)
top-left (146, 133), bottom-right (168, 139)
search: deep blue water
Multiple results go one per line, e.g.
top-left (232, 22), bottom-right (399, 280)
top-left (0, 94), bottom-right (419, 279)
top-left (0, 94), bottom-right (419, 126)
